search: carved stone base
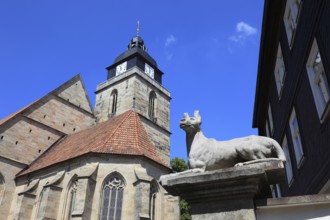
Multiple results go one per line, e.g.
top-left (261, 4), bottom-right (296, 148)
top-left (160, 161), bottom-right (285, 220)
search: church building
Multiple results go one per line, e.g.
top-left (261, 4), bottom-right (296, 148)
top-left (0, 35), bottom-right (179, 220)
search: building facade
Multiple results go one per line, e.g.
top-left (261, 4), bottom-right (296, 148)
top-left (253, 0), bottom-right (330, 197)
top-left (0, 36), bottom-right (179, 219)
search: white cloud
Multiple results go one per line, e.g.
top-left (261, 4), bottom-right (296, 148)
top-left (165, 35), bottom-right (176, 47)
top-left (164, 34), bottom-right (177, 60)
top-left (229, 21), bottom-right (257, 43)
top-left (236, 22), bottom-right (257, 35)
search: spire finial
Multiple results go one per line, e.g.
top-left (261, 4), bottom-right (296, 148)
top-left (136, 20), bottom-right (140, 36)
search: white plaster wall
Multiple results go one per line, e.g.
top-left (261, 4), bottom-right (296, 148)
top-left (256, 203), bottom-right (330, 220)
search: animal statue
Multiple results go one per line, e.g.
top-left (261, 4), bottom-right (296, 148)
top-left (180, 111), bottom-right (286, 172)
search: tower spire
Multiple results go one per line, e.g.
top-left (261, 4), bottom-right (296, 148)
top-left (136, 20), bottom-right (140, 36)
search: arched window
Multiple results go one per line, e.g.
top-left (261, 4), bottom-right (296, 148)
top-left (148, 91), bottom-right (157, 121)
top-left (110, 90), bottom-right (118, 115)
top-left (0, 173), bottom-right (4, 205)
top-left (150, 181), bottom-right (159, 220)
top-left (101, 173), bottom-right (125, 220)
top-left (65, 179), bottom-right (78, 220)
top-left (35, 188), bottom-right (46, 219)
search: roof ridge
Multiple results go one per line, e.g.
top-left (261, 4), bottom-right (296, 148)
top-left (92, 110), bottom-right (134, 152)
top-left (0, 74), bottom-right (84, 126)
top-left (0, 99), bottom-right (39, 126)
top-left (133, 110), bottom-right (143, 154)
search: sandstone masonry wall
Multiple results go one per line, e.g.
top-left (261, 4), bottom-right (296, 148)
top-left (94, 68), bottom-right (171, 164)
top-left (9, 155), bottom-right (178, 220)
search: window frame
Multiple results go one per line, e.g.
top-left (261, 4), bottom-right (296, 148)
top-left (110, 89), bottom-right (118, 116)
top-left (274, 44), bottom-right (287, 98)
top-left (282, 135), bottom-right (294, 186)
top-left (148, 91), bottom-right (157, 122)
top-left (150, 180), bottom-right (160, 220)
top-left (100, 172), bottom-right (126, 220)
top-left (275, 184), bottom-right (282, 198)
top-left (267, 104), bottom-right (274, 136)
top-left (306, 39), bottom-right (330, 122)
top-left (0, 173), bottom-right (4, 205)
top-left (64, 178), bottom-right (78, 220)
top-left (289, 107), bottom-right (304, 167)
top-left (265, 120), bottom-right (270, 137)
top-left (283, 0), bottom-right (302, 48)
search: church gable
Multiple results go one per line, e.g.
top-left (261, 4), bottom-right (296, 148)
top-left (54, 74), bottom-right (93, 113)
top-left (0, 74), bottom-right (95, 167)
top-left (26, 96), bottom-right (94, 135)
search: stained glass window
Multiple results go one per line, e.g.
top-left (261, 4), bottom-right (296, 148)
top-left (67, 179), bottom-right (78, 220)
top-left (101, 174), bottom-right (125, 220)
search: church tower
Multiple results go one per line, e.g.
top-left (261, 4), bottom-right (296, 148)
top-left (94, 35), bottom-right (171, 164)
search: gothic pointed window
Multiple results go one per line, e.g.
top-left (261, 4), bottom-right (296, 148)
top-left (149, 91), bottom-right (157, 121)
top-left (65, 179), bottom-right (78, 220)
top-left (101, 173), bottom-right (125, 220)
top-left (0, 173), bottom-right (4, 205)
top-left (150, 181), bottom-right (159, 220)
top-left (110, 90), bottom-right (118, 115)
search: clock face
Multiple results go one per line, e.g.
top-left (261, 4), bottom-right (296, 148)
top-left (144, 63), bottom-right (154, 79)
top-left (116, 61), bottom-right (127, 76)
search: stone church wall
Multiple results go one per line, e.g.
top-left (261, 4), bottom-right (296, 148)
top-left (94, 68), bottom-right (171, 164)
top-left (7, 155), bottom-right (179, 220)
top-left (0, 158), bottom-right (25, 220)
top-left (132, 74), bottom-right (170, 131)
top-left (56, 79), bottom-right (92, 113)
top-left (27, 97), bottom-right (95, 135)
top-left (94, 74), bottom-right (136, 122)
top-left (0, 117), bottom-right (63, 164)
top-left (140, 117), bottom-right (171, 165)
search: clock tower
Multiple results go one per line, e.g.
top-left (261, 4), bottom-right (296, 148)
top-left (94, 35), bottom-right (171, 164)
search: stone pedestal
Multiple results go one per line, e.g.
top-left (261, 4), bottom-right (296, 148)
top-left (160, 161), bottom-right (285, 220)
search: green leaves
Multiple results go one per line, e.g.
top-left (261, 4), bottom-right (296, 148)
top-left (170, 157), bottom-right (188, 173)
top-left (179, 199), bottom-right (191, 220)
top-left (170, 157), bottom-right (191, 220)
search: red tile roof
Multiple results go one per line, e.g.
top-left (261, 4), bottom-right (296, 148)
top-left (18, 110), bottom-right (168, 176)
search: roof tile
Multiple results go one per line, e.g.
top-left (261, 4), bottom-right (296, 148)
top-left (18, 110), bottom-right (167, 176)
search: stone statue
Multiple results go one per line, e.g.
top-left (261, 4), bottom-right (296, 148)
top-left (181, 111), bottom-right (286, 172)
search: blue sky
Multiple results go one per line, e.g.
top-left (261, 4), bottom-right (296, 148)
top-left (0, 0), bottom-right (264, 160)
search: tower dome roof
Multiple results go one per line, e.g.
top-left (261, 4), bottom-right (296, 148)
top-left (128, 36), bottom-right (147, 51)
top-left (113, 35), bottom-right (157, 67)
